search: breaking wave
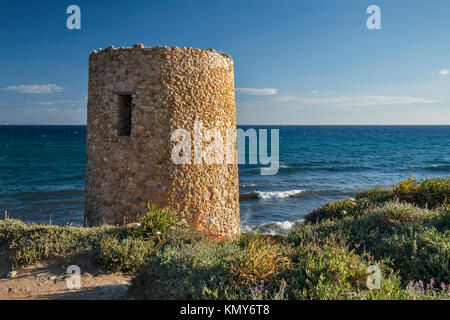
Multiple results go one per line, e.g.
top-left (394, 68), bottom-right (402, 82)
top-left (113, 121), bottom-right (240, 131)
top-left (423, 164), bottom-right (450, 172)
top-left (240, 189), bottom-right (306, 201)
top-left (241, 219), bottom-right (303, 236)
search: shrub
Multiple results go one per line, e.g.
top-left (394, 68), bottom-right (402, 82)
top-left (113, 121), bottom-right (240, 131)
top-left (130, 240), bottom-right (243, 299)
top-left (0, 218), bottom-right (155, 272)
top-left (432, 206), bottom-right (450, 232)
top-left (307, 176), bottom-right (450, 223)
top-left (356, 186), bottom-right (395, 204)
top-left (305, 197), bottom-right (374, 223)
top-left (95, 234), bottom-right (155, 273)
top-left (294, 201), bottom-right (450, 285)
top-left (345, 202), bottom-right (450, 284)
top-left (231, 234), bottom-right (290, 285)
top-left (132, 204), bottom-right (184, 240)
top-left (130, 236), bottom-right (292, 300)
top-left (393, 176), bottom-right (449, 209)
top-left (8, 224), bottom-right (102, 268)
top-left (285, 227), bottom-right (448, 300)
top-left (285, 235), bottom-right (372, 299)
top-left (0, 219), bottom-right (28, 243)
top-left (381, 225), bottom-right (450, 284)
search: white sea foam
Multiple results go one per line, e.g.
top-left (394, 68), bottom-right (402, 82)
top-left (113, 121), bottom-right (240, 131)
top-left (255, 189), bottom-right (305, 200)
top-left (240, 189), bottom-right (306, 200)
top-left (241, 219), bottom-right (304, 236)
top-left (271, 220), bottom-right (296, 230)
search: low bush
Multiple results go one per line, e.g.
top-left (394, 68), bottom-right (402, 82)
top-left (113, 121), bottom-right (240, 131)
top-left (285, 235), bottom-right (399, 300)
top-left (291, 201), bottom-right (450, 285)
top-left (356, 186), bottom-right (395, 204)
top-left (132, 204), bottom-right (184, 241)
top-left (95, 234), bottom-right (155, 273)
top-left (130, 240), bottom-right (242, 299)
top-left (0, 219), bottom-right (155, 273)
top-left (305, 197), bottom-right (374, 223)
top-left (3, 223), bottom-right (103, 268)
top-left (231, 234), bottom-right (290, 285)
top-left (393, 176), bottom-right (449, 209)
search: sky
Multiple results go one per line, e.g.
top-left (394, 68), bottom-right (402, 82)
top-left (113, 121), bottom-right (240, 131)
top-left (0, 0), bottom-right (449, 125)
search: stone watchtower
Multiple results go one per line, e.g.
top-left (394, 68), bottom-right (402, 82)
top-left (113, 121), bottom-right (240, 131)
top-left (85, 44), bottom-right (240, 238)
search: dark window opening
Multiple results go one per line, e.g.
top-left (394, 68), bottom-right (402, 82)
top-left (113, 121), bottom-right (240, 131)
top-left (117, 94), bottom-right (132, 136)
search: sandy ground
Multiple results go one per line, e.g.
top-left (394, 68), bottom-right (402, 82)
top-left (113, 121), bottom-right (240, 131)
top-left (0, 247), bottom-right (132, 300)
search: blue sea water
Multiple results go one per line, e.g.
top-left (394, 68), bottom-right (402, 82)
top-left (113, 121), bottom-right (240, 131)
top-left (0, 125), bottom-right (449, 233)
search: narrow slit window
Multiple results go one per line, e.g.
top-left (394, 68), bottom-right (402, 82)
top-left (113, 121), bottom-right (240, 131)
top-left (117, 94), bottom-right (132, 136)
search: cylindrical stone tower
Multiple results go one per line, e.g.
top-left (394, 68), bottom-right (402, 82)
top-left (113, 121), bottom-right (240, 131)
top-left (85, 44), bottom-right (240, 238)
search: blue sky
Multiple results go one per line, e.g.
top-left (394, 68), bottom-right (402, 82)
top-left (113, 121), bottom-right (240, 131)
top-left (0, 0), bottom-right (449, 125)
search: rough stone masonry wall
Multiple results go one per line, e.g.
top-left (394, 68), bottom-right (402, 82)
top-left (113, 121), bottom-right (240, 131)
top-left (85, 44), bottom-right (240, 238)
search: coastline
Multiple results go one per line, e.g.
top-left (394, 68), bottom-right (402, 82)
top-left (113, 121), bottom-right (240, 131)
top-left (1, 176), bottom-right (448, 300)
top-left (2, 125), bottom-right (450, 229)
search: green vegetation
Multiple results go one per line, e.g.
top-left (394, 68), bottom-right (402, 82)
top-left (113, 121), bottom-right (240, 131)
top-left (130, 204), bottom-right (184, 241)
top-left (305, 176), bottom-right (449, 224)
top-left (0, 176), bottom-right (449, 300)
top-left (296, 176), bottom-right (450, 286)
top-left (0, 206), bottom-right (186, 272)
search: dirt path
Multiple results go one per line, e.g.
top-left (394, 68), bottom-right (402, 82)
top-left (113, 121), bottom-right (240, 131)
top-left (0, 251), bottom-right (132, 300)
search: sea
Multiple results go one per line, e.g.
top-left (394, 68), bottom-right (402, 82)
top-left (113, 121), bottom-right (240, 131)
top-left (1, 125), bottom-right (449, 235)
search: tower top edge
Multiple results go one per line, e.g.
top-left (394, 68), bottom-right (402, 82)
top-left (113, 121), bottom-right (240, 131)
top-left (89, 44), bottom-right (233, 61)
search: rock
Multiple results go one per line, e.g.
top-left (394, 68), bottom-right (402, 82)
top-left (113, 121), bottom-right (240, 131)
top-left (7, 271), bottom-right (18, 278)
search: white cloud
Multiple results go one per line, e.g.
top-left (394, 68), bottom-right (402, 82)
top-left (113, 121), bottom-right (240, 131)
top-left (439, 69), bottom-right (449, 76)
top-left (311, 90), bottom-right (319, 94)
top-left (236, 88), bottom-right (277, 95)
top-left (239, 95), bottom-right (437, 112)
top-left (29, 100), bottom-right (82, 106)
top-left (2, 84), bottom-right (65, 94)
top-left (272, 95), bottom-right (437, 109)
top-left (0, 99), bottom-right (85, 109)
